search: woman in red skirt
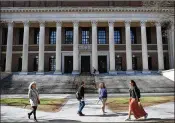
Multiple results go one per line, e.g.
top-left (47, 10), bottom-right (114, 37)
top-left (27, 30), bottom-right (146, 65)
top-left (125, 80), bottom-right (148, 121)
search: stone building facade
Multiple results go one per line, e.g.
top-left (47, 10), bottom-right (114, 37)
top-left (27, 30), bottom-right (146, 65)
top-left (0, 1), bottom-right (174, 74)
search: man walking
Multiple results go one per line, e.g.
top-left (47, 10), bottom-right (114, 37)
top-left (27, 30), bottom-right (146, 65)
top-left (76, 81), bottom-right (86, 116)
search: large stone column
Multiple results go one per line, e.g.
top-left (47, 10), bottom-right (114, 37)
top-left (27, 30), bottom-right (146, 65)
top-left (168, 21), bottom-right (174, 69)
top-left (140, 21), bottom-right (150, 73)
top-left (108, 21), bottom-right (116, 74)
top-left (21, 21), bottom-right (29, 74)
top-left (156, 22), bottom-right (164, 71)
top-left (37, 21), bottom-right (45, 74)
top-left (91, 21), bottom-right (99, 74)
top-left (5, 21), bottom-right (14, 72)
top-left (72, 21), bottom-right (80, 74)
top-left (125, 21), bottom-right (134, 74)
top-left (54, 21), bottom-right (62, 74)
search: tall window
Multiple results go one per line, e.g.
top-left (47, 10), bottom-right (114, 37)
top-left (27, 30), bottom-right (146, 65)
top-left (34, 28), bottom-right (39, 44)
top-left (49, 28), bottom-right (56, 44)
top-left (132, 57), bottom-right (137, 70)
top-left (2, 28), bottom-right (7, 45)
top-left (19, 28), bottom-right (23, 45)
top-left (146, 27), bottom-right (152, 44)
top-left (65, 28), bottom-right (73, 44)
top-left (115, 57), bottom-right (122, 71)
top-left (81, 28), bottom-right (90, 44)
top-left (148, 56), bottom-right (152, 70)
top-left (130, 28), bottom-right (136, 44)
top-left (114, 28), bottom-right (122, 44)
top-left (162, 29), bottom-right (168, 44)
top-left (33, 57), bottom-right (38, 71)
top-left (98, 28), bottom-right (106, 44)
top-left (49, 56), bottom-right (56, 71)
top-left (18, 57), bottom-right (22, 71)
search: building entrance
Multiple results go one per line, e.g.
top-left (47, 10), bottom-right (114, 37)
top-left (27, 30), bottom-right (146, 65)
top-left (64, 56), bottom-right (73, 73)
top-left (98, 56), bottom-right (107, 73)
top-left (81, 56), bottom-right (90, 73)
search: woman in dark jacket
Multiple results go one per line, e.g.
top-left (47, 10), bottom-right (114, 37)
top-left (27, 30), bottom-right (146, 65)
top-left (126, 80), bottom-right (148, 121)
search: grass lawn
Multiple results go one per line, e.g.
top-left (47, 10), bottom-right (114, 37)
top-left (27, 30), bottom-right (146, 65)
top-left (0, 98), bottom-right (68, 112)
top-left (107, 96), bottom-right (174, 113)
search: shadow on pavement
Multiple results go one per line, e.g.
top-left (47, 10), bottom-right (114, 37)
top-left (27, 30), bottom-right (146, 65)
top-left (134, 118), bottom-right (175, 122)
top-left (44, 119), bottom-right (82, 123)
top-left (85, 112), bottom-right (128, 117)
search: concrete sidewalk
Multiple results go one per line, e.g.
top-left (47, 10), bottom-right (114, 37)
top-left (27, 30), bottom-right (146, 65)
top-left (1, 97), bottom-right (174, 122)
top-left (1, 93), bottom-right (174, 99)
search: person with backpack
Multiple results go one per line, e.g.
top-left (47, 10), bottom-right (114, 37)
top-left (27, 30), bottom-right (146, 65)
top-left (99, 82), bottom-right (107, 115)
top-left (76, 81), bottom-right (86, 116)
top-left (125, 80), bottom-right (148, 121)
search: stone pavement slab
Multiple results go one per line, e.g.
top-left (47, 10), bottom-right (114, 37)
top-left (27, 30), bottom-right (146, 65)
top-left (1, 97), bottom-right (174, 122)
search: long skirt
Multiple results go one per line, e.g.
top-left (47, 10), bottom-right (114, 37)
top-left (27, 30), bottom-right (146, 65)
top-left (129, 98), bottom-right (147, 119)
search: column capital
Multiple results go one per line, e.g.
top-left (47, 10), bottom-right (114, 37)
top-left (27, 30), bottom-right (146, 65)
top-left (155, 21), bottom-right (162, 27)
top-left (73, 21), bottom-right (79, 27)
top-left (56, 21), bottom-right (62, 27)
top-left (23, 21), bottom-right (30, 26)
top-left (7, 21), bottom-right (14, 27)
top-left (91, 20), bottom-right (98, 26)
top-left (39, 21), bottom-right (45, 27)
top-left (108, 20), bottom-right (115, 26)
top-left (124, 20), bottom-right (131, 27)
top-left (140, 20), bottom-right (147, 26)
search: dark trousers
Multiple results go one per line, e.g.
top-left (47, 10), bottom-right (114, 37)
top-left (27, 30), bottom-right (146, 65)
top-left (78, 101), bottom-right (85, 113)
top-left (29, 106), bottom-right (37, 119)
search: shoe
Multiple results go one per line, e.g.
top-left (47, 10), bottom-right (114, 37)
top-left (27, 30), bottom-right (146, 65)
top-left (125, 117), bottom-right (131, 121)
top-left (34, 119), bottom-right (38, 122)
top-left (28, 113), bottom-right (31, 119)
top-left (79, 112), bottom-right (85, 116)
top-left (144, 113), bottom-right (148, 119)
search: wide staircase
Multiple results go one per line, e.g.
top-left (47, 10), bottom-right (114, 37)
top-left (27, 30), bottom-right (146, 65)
top-left (0, 72), bottom-right (174, 94)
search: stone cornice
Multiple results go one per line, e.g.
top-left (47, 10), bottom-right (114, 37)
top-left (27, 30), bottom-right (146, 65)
top-left (0, 7), bottom-right (174, 13)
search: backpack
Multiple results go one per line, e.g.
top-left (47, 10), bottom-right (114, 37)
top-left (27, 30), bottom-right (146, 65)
top-left (101, 88), bottom-right (107, 98)
top-left (75, 91), bottom-right (81, 100)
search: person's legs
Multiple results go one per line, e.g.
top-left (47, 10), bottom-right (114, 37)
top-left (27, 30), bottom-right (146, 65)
top-left (78, 101), bottom-right (82, 113)
top-left (33, 106), bottom-right (37, 121)
top-left (78, 101), bottom-right (85, 115)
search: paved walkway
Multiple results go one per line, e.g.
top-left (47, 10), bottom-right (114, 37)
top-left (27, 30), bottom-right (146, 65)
top-left (1, 93), bottom-right (174, 99)
top-left (1, 96), bottom-right (174, 122)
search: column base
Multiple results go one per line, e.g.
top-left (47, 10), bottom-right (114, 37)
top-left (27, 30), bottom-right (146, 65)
top-left (142, 70), bottom-right (151, 74)
top-left (126, 70), bottom-right (135, 74)
top-left (109, 70), bottom-right (117, 75)
top-left (54, 71), bottom-right (62, 75)
top-left (19, 72), bottom-right (28, 75)
top-left (36, 72), bottom-right (45, 75)
top-left (72, 70), bottom-right (80, 75)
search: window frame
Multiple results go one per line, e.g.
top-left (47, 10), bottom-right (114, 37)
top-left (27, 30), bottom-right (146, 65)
top-left (98, 27), bottom-right (106, 44)
top-left (81, 28), bottom-right (90, 44)
top-left (65, 28), bottom-right (73, 44)
top-left (130, 28), bottom-right (137, 44)
top-left (49, 28), bottom-right (56, 44)
top-left (19, 28), bottom-right (24, 45)
top-left (49, 57), bottom-right (56, 71)
top-left (34, 28), bottom-right (39, 44)
top-left (115, 56), bottom-right (122, 71)
top-left (114, 28), bottom-right (122, 44)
